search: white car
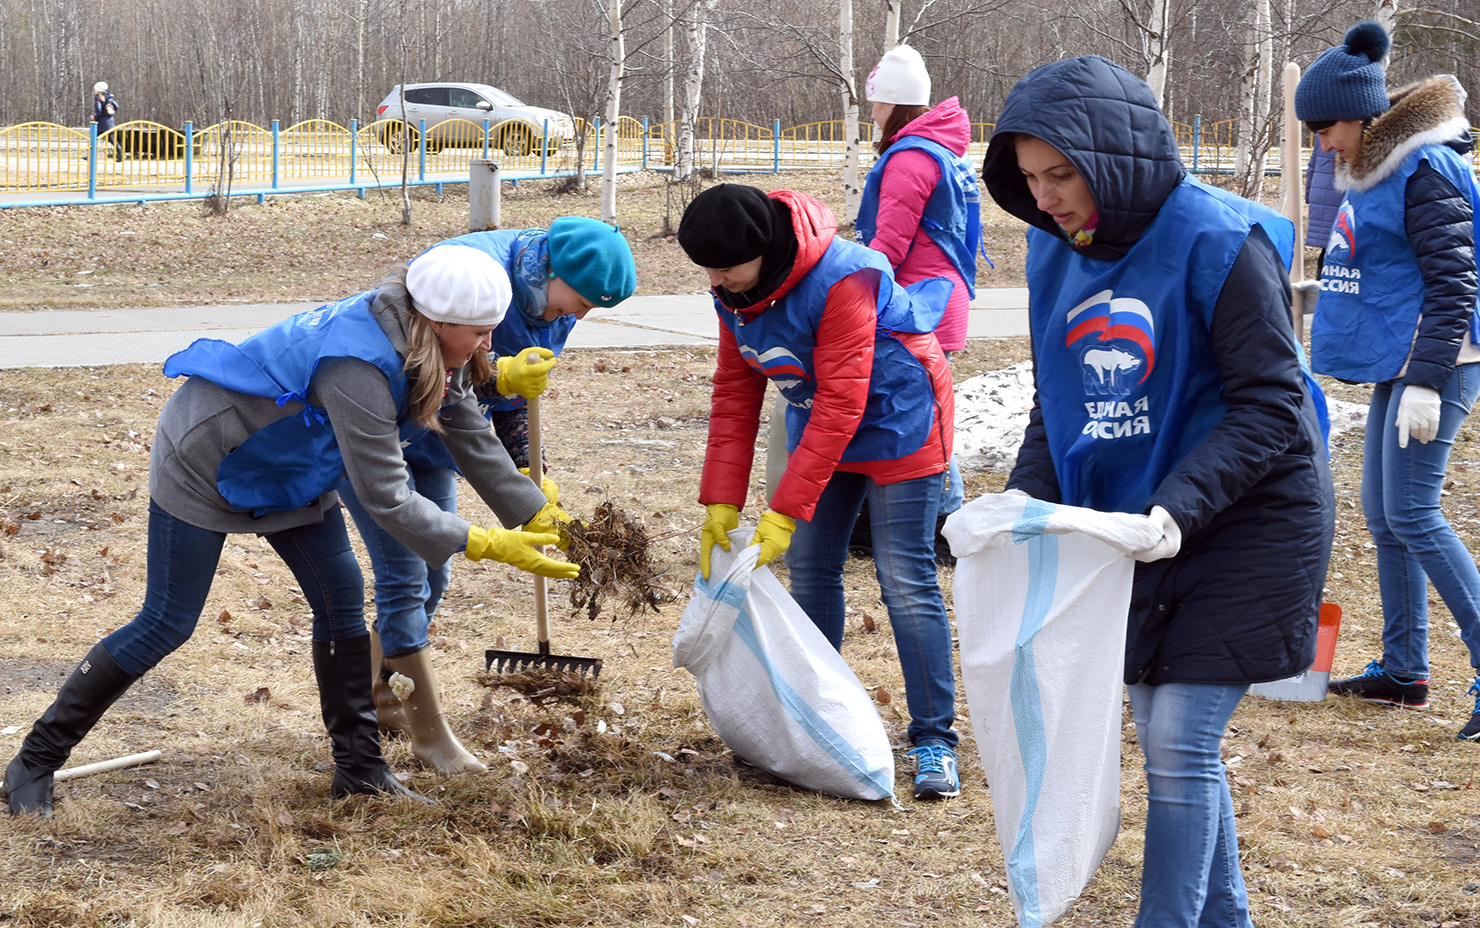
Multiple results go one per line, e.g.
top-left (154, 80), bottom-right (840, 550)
top-left (374, 83), bottom-right (577, 155)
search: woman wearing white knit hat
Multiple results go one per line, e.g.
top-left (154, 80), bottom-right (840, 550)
top-left (852, 44), bottom-right (982, 558)
top-left (2, 246), bottom-right (580, 818)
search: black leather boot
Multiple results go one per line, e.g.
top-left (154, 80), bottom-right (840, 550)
top-left (2, 642), bottom-right (141, 818)
top-left (312, 637), bottom-right (433, 805)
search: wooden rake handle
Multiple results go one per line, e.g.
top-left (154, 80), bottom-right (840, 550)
top-left (527, 392), bottom-right (550, 649)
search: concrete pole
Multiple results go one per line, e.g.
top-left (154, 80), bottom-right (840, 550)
top-left (469, 158), bottom-right (502, 231)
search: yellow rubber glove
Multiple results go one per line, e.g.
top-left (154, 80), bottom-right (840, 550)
top-left (495, 346), bottom-right (557, 399)
top-left (524, 501), bottom-right (575, 549)
top-left (519, 466), bottom-right (559, 504)
top-left (464, 525), bottom-right (579, 579)
top-left (699, 503), bottom-right (739, 580)
top-left (748, 510), bottom-right (796, 570)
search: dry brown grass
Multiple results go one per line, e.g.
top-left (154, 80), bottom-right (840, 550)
top-left (1, 178), bottom-right (1479, 928)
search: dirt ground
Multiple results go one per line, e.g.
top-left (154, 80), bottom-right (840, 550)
top-left (1, 177), bottom-right (1479, 928)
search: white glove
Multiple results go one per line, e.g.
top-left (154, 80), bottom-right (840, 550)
top-left (1395, 384), bottom-right (1442, 449)
top-left (1134, 506), bottom-right (1182, 564)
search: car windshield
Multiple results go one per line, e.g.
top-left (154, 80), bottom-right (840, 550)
top-left (482, 87), bottom-right (523, 107)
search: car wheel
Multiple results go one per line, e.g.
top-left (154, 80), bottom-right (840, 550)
top-left (501, 125), bottom-right (534, 156)
top-left (381, 123), bottom-right (418, 154)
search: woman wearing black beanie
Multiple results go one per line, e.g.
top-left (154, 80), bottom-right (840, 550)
top-left (1296, 22), bottom-right (1480, 741)
top-left (678, 183), bottom-right (962, 802)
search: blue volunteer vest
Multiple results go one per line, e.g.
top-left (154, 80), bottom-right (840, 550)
top-left (1311, 144), bottom-right (1480, 383)
top-left (857, 135), bottom-right (982, 298)
top-left (1027, 177), bottom-right (1296, 513)
top-left (401, 230), bottom-right (578, 472)
top-left (163, 293), bottom-right (424, 516)
top-left (718, 237), bottom-right (948, 463)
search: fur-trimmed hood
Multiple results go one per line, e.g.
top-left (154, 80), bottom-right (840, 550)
top-left (1339, 75), bottom-right (1474, 192)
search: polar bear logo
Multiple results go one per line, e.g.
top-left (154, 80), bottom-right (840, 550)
top-left (1082, 346), bottom-right (1142, 395)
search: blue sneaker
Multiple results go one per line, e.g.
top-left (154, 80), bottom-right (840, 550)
top-left (906, 743), bottom-right (960, 801)
top-left (1459, 680), bottom-right (1480, 742)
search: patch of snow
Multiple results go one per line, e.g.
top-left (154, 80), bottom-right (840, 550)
top-left (955, 362), bottom-right (1368, 476)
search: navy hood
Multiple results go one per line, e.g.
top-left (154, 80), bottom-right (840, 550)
top-left (981, 56), bottom-right (1186, 260)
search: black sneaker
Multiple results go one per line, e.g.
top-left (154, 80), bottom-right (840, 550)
top-left (1458, 680), bottom-right (1480, 742)
top-left (1328, 660), bottom-right (1430, 708)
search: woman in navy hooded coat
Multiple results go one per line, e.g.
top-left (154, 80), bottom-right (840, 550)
top-left (980, 57), bottom-right (1334, 927)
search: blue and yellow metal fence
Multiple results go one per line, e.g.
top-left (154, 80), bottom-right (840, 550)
top-left (3, 114), bottom-right (1477, 209)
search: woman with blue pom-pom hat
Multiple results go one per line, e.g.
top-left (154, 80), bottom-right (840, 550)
top-left (1297, 22), bottom-right (1480, 742)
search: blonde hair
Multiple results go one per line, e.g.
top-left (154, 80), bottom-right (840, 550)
top-left (399, 269), bottom-right (495, 431)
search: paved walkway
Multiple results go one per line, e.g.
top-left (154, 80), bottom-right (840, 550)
top-left (0, 289), bottom-right (1028, 369)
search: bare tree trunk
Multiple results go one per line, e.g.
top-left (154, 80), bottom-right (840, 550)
top-left (840, 0), bottom-right (861, 221)
top-left (1233, 0), bottom-right (1271, 198)
top-left (676, 0), bottom-right (715, 182)
top-left (601, 0), bottom-right (624, 223)
top-left (1144, 0), bottom-right (1173, 108)
top-left (1373, 0), bottom-right (1399, 39)
top-left (663, 0), bottom-right (675, 130)
top-left (883, 0), bottom-right (901, 48)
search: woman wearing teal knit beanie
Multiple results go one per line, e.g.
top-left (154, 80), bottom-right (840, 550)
top-left (335, 218), bottom-right (637, 775)
top-left (1297, 21), bottom-right (1480, 742)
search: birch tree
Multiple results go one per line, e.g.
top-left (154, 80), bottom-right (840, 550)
top-left (840, 0), bottom-right (862, 220)
top-left (1143, 0), bottom-right (1174, 107)
top-left (675, 0), bottom-right (717, 181)
top-left (601, 0), bottom-right (625, 223)
top-left (1232, 0), bottom-right (1273, 198)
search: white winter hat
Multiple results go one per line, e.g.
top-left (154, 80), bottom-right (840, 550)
top-left (93, 82), bottom-right (108, 94)
top-left (866, 45), bottom-right (930, 105)
top-left (405, 244), bottom-right (511, 328)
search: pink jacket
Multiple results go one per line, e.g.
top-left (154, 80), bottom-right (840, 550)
top-left (864, 96), bottom-right (974, 351)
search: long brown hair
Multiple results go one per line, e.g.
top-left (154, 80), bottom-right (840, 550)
top-left (394, 266), bottom-right (496, 432)
top-left (873, 103), bottom-right (930, 156)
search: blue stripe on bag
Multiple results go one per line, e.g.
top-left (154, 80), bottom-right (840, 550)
top-left (1006, 501), bottom-right (1060, 928)
top-left (732, 608), bottom-right (895, 800)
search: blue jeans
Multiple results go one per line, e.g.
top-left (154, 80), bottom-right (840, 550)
top-left (103, 500), bottom-right (367, 675)
top-left (1128, 682), bottom-right (1252, 928)
top-left (788, 472), bottom-right (957, 748)
top-left (336, 462), bottom-right (458, 657)
top-left (1362, 367), bottom-right (1480, 679)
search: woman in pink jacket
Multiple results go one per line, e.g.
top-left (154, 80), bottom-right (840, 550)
top-left (856, 44), bottom-right (982, 528)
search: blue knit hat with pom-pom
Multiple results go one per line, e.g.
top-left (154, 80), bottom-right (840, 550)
top-left (1296, 21), bottom-right (1391, 123)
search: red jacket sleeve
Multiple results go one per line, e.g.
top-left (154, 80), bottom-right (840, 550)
top-left (867, 149), bottom-right (941, 268)
top-left (699, 321), bottom-right (768, 508)
top-left (769, 270), bottom-right (879, 520)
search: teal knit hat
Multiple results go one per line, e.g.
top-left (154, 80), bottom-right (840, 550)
top-left (547, 217), bottom-right (637, 307)
top-left (1295, 21), bottom-right (1391, 124)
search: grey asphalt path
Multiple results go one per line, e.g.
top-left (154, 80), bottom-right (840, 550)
top-left (0, 289), bottom-right (1028, 370)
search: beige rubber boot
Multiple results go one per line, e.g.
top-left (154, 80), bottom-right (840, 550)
top-left (370, 629), bottom-right (410, 736)
top-left (381, 647), bottom-right (488, 774)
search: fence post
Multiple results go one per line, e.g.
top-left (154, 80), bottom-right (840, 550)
top-left (483, 119), bottom-right (491, 161)
top-left (348, 119), bottom-right (358, 186)
top-left (271, 120), bottom-right (281, 189)
top-left (773, 119), bottom-right (781, 173)
top-left (419, 118), bottom-right (428, 181)
top-left (87, 125), bottom-right (99, 200)
top-left (1192, 115), bottom-right (1202, 174)
top-left (540, 119), bottom-right (549, 175)
top-left (184, 122), bottom-right (194, 195)
top-left (470, 159), bottom-right (501, 231)
top-left (642, 117), bottom-right (649, 171)
top-left (593, 117), bottom-right (601, 175)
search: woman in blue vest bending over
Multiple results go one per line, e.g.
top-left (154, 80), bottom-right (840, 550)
top-left (678, 183), bottom-right (961, 802)
top-left (2, 246), bottom-right (578, 817)
top-left (338, 218), bottom-right (636, 775)
top-left (981, 57), bottom-right (1333, 926)
top-left (857, 44), bottom-right (981, 524)
top-left (1296, 22), bottom-right (1480, 740)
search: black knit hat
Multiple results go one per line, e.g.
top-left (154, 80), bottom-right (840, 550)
top-left (676, 184), bottom-right (781, 267)
top-left (1295, 22), bottom-right (1391, 123)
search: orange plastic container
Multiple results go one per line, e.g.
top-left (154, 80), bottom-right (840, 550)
top-left (1248, 602), bottom-right (1343, 702)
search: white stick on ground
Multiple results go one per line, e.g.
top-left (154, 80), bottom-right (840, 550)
top-left (53, 750), bottom-right (162, 782)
